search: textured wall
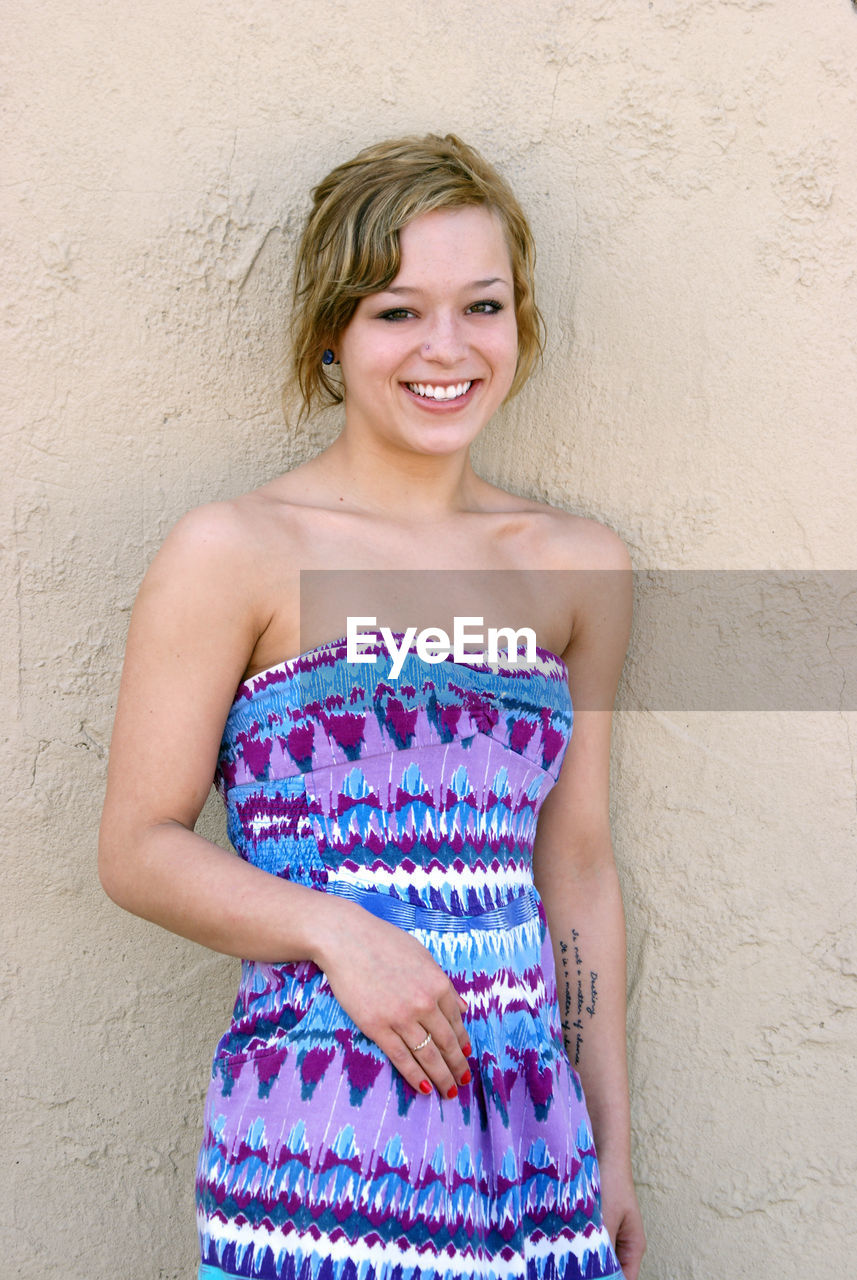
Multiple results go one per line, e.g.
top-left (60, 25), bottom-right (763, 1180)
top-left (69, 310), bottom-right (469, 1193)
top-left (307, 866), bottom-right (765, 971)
top-left (4, 2), bottom-right (856, 1277)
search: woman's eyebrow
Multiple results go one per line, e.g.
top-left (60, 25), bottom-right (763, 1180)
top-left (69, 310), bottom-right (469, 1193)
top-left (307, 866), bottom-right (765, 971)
top-left (383, 277), bottom-right (511, 295)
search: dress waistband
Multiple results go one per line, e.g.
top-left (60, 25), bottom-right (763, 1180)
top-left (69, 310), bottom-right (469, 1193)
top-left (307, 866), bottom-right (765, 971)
top-left (322, 880), bottom-right (540, 933)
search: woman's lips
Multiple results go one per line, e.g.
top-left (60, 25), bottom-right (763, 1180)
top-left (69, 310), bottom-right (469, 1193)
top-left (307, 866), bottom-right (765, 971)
top-left (401, 379), bottom-right (479, 410)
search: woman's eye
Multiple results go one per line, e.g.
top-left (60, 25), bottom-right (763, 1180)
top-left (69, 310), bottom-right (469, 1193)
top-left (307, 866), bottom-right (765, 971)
top-left (378, 308), bottom-right (413, 322)
top-left (467, 299), bottom-right (503, 315)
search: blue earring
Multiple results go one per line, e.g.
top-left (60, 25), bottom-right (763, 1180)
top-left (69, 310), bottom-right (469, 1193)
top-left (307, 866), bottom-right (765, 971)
top-left (322, 349), bottom-right (335, 365)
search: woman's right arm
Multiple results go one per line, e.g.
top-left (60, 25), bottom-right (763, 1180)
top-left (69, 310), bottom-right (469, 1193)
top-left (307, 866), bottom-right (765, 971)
top-left (98, 503), bottom-right (471, 1095)
top-left (98, 501), bottom-right (310, 958)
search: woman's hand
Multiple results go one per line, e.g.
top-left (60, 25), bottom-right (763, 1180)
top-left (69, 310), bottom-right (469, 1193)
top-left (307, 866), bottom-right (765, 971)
top-left (599, 1155), bottom-right (646, 1280)
top-left (314, 897), bottom-right (472, 1100)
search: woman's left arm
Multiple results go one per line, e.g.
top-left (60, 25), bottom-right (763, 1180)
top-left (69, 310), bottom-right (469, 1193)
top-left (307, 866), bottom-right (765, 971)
top-left (532, 528), bottom-right (645, 1280)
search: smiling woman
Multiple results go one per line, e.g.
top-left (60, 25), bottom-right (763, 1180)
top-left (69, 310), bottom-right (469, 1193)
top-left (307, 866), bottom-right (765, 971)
top-left (98, 133), bottom-right (644, 1280)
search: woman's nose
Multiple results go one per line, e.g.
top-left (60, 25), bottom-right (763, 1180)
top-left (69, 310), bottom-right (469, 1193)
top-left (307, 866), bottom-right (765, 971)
top-left (422, 314), bottom-right (467, 363)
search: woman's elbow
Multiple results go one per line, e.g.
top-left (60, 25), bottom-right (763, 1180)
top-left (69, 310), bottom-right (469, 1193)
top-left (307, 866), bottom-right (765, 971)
top-left (97, 823), bottom-right (126, 906)
top-left (97, 814), bottom-right (147, 912)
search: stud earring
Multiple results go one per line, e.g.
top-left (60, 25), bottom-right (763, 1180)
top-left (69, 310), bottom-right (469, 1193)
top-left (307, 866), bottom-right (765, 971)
top-left (322, 349), bottom-right (335, 365)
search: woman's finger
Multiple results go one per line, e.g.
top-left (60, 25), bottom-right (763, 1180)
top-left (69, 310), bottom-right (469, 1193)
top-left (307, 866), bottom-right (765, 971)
top-left (442, 987), bottom-right (472, 1054)
top-left (402, 1011), bottom-right (472, 1097)
top-left (378, 1033), bottom-right (435, 1096)
top-left (403, 1029), bottom-right (459, 1097)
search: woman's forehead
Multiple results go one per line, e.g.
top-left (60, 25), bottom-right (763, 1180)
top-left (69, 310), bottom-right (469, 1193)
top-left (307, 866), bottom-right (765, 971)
top-left (391, 207), bottom-right (513, 283)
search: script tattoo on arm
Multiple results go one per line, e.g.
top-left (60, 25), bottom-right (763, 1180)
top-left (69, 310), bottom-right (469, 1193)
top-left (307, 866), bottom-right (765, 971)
top-left (559, 929), bottom-right (599, 1067)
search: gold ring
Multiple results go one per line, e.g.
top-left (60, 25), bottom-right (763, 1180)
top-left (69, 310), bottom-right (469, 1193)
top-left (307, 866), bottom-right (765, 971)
top-left (412, 1032), bottom-right (432, 1052)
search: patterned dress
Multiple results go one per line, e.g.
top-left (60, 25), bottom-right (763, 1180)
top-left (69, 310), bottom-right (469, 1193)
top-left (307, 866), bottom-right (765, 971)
top-left (195, 634), bottom-right (623, 1280)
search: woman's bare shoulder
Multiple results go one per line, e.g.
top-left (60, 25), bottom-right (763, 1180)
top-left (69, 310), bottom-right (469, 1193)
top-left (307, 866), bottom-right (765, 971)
top-left (539, 506), bottom-right (631, 571)
top-left (152, 480), bottom-right (321, 581)
top-left (482, 482), bottom-right (631, 573)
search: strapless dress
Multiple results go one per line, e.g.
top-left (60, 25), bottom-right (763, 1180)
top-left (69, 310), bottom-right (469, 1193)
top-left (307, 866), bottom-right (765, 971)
top-left (195, 633), bottom-right (623, 1280)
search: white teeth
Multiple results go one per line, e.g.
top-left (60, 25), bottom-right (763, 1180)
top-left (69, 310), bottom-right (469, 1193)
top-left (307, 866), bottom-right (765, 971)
top-left (407, 381), bottom-right (472, 401)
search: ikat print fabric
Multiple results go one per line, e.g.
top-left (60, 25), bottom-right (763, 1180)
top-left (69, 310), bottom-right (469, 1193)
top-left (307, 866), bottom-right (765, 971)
top-left (196, 635), bottom-right (624, 1280)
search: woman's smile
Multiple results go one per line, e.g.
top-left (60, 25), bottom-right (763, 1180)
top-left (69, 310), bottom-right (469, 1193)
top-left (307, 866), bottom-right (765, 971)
top-left (404, 380), bottom-right (473, 401)
top-left (401, 378), bottom-right (479, 410)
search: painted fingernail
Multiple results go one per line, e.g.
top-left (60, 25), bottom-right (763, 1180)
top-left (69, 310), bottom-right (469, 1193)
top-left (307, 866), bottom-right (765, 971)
top-left (462, 1041), bottom-right (472, 1056)
top-left (460, 1069), bottom-right (472, 1086)
top-left (419, 1080), bottom-right (431, 1095)
top-left (446, 1085), bottom-right (458, 1099)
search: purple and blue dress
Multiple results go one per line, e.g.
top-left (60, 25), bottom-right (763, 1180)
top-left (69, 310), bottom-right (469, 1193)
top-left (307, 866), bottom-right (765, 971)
top-left (195, 634), bottom-right (624, 1280)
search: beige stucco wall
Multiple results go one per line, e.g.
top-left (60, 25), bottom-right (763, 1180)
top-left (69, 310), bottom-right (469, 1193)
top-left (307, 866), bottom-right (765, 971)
top-left (4, 2), bottom-right (856, 1277)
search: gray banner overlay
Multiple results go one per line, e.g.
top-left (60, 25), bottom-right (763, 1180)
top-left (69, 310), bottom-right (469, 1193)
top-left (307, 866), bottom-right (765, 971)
top-left (299, 570), bottom-right (857, 711)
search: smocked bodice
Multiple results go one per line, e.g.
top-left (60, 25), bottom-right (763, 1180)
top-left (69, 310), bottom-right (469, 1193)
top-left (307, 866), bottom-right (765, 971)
top-left (215, 633), bottom-right (573, 914)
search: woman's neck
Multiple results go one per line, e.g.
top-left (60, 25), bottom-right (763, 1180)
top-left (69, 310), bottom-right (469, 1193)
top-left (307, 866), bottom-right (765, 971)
top-left (315, 430), bottom-right (490, 520)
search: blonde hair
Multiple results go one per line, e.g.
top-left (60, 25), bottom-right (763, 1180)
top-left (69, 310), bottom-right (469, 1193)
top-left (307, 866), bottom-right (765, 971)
top-left (290, 133), bottom-right (544, 418)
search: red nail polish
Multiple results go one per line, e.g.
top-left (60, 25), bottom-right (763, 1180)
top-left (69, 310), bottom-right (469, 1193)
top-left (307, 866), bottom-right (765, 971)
top-left (463, 1041), bottom-right (472, 1057)
top-left (419, 1080), bottom-right (431, 1095)
top-left (460, 1069), bottom-right (472, 1086)
top-left (446, 1085), bottom-right (458, 1099)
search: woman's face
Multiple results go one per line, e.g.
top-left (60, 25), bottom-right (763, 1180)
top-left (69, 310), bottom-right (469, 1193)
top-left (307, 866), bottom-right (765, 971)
top-left (336, 205), bottom-right (519, 457)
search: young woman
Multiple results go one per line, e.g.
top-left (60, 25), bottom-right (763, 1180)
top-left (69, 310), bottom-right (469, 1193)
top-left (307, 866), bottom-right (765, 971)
top-left (99, 134), bottom-right (645, 1280)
